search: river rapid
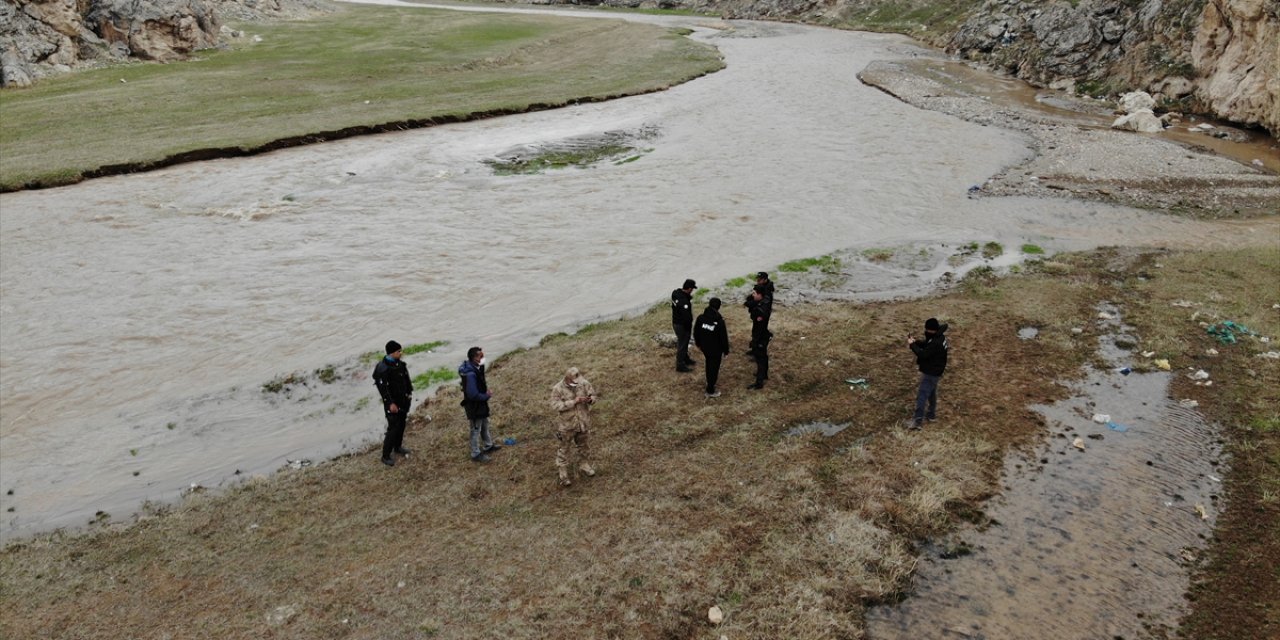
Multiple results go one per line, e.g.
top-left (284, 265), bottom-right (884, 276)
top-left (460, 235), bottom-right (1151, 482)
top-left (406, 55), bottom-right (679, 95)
top-left (0, 1), bottom-right (1269, 540)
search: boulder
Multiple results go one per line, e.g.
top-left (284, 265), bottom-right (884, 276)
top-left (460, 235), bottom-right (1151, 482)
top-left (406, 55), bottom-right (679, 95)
top-left (1112, 108), bottom-right (1165, 133)
top-left (1118, 90), bottom-right (1156, 114)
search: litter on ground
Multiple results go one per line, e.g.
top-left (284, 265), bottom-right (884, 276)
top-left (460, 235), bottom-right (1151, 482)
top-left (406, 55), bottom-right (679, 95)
top-left (1072, 437), bottom-right (1086, 451)
top-left (1154, 359), bottom-right (1172, 370)
top-left (1092, 413), bottom-right (1111, 424)
top-left (1206, 320), bottom-right (1257, 345)
top-left (1178, 399), bottom-right (1199, 408)
top-left (1106, 421), bottom-right (1129, 432)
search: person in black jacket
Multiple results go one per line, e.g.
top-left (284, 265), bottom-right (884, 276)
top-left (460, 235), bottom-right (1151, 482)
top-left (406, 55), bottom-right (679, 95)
top-left (671, 279), bottom-right (697, 372)
top-left (693, 298), bottom-right (730, 398)
top-left (744, 272), bottom-right (774, 358)
top-left (907, 318), bottom-right (949, 429)
top-left (372, 340), bottom-right (413, 466)
top-left (746, 284), bottom-right (772, 389)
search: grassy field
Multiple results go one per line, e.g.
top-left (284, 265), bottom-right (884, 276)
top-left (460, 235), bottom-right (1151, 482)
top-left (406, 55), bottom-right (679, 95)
top-left (0, 4), bottom-right (723, 191)
top-left (3, 246), bottom-right (1273, 638)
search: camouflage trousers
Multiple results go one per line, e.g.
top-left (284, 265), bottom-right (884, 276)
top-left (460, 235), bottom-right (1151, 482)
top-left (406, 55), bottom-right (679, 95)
top-left (555, 422), bottom-right (593, 480)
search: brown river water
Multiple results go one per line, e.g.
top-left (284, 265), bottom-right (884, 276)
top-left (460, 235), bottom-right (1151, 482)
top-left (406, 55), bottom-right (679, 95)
top-left (0, 2), bottom-right (1273, 547)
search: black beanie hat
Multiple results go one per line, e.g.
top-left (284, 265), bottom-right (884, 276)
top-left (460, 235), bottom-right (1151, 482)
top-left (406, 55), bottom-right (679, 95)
top-left (708, 297), bottom-right (722, 310)
top-left (683, 278), bottom-right (697, 290)
top-left (386, 340), bottom-right (402, 354)
top-left (925, 318), bottom-right (940, 331)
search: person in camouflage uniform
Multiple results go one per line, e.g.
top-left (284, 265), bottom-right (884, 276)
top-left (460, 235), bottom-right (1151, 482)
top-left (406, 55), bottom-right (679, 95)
top-left (549, 366), bottom-right (598, 486)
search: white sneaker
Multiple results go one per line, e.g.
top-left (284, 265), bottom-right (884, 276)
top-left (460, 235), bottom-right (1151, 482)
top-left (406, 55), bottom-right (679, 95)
top-left (705, 391), bottom-right (721, 398)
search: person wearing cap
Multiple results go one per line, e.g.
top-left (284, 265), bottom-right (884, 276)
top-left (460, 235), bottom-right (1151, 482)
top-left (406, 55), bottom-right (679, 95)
top-left (746, 284), bottom-right (772, 390)
top-left (906, 318), bottom-right (950, 429)
top-left (693, 298), bottom-right (731, 398)
top-left (372, 340), bottom-right (413, 467)
top-left (459, 346), bottom-right (501, 463)
top-left (549, 366), bottom-right (599, 486)
top-left (744, 272), bottom-right (774, 359)
top-left (671, 278), bottom-right (698, 372)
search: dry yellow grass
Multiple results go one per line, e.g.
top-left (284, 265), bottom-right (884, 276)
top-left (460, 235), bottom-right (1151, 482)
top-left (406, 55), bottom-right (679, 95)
top-left (3, 248), bottom-right (1274, 638)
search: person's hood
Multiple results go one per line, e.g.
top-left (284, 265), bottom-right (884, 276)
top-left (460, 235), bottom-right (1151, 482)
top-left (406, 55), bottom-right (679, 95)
top-left (459, 360), bottom-right (479, 375)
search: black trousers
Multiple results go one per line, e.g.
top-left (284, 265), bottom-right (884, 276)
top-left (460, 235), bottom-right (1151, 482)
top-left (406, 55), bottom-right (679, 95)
top-left (674, 322), bottom-right (693, 368)
top-left (382, 402), bottom-right (408, 458)
top-left (704, 352), bottom-right (723, 393)
top-left (753, 332), bottom-right (770, 384)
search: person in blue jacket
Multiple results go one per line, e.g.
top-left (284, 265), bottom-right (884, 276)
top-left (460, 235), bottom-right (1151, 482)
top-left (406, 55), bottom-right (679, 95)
top-left (459, 346), bottom-right (502, 463)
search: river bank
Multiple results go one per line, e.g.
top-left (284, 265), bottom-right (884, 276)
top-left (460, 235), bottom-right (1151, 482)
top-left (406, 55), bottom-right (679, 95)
top-left (2, 244), bottom-right (1275, 639)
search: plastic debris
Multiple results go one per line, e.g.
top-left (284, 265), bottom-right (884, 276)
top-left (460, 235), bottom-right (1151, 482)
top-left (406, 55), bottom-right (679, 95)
top-left (1154, 359), bottom-right (1172, 371)
top-left (1206, 320), bottom-right (1256, 345)
top-left (1106, 421), bottom-right (1129, 432)
top-left (708, 606), bottom-right (724, 624)
top-left (1178, 399), bottom-right (1199, 408)
top-left (1170, 300), bottom-right (1197, 308)
top-left (1092, 414), bottom-right (1111, 424)
top-left (1208, 475), bottom-right (1221, 482)
top-left (1195, 504), bottom-right (1208, 520)
top-left (1206, 348), bottom-right (1218, 356)
top-left (503, 437), bottom-right (517, 446)
top-left (1189, 369), bottom-right (1210, 380)
top-left (1072, 437), bottom-right (1086, 451)
top-left (1098, 311), bottom-right (1114, 320)
top-left (844, 377), bottom-right (870, 390)
top-left (1117, 367), bottom-right (1132, 375)
top-left (1258, 351), bottom-right (1280, 360)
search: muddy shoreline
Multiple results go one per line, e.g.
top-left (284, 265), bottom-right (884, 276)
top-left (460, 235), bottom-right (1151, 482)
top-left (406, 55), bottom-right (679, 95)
top-left (857, 56), bottom-right (1280, 219)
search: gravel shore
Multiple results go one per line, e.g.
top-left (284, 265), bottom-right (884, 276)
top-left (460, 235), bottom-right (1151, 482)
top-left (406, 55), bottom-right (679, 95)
top-left (858, 55), bottom-right (1280, 219)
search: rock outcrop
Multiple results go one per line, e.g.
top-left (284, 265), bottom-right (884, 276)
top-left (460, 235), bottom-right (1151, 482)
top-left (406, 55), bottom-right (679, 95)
top-left (0, 0), bottom-right (329, 87)
top-left (1192, 0), bottom-right (1280, 136)
top-left (1, 0), bottom-right (220, 87)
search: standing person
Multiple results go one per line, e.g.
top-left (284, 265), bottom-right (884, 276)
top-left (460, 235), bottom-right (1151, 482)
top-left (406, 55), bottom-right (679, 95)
top-left (372, 340), bottom-right (413, 467)
top-left (549, 366), bottom-right (598, 487)
top-left (906, 318), bottom-right (949, 429)
top-left (746, 284), bottom-right (772, 389)
top-left (744, 272), bottom-right (774, 358)
top-left (693, 298), bottom-right (730, 398)
top-left (671, 279), bottom-right (698, 372)
top-left (459, 346), bottom-right (501, 463)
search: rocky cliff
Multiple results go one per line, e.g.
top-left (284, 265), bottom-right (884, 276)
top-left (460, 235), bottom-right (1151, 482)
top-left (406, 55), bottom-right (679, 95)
top-left (0, 0), bottom-right (329, 87)
top-left (1, 0), bottom-right (221, 87)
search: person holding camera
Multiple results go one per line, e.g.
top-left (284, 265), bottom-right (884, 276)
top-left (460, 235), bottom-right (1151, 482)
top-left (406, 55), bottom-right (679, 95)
top-left (906, 318), bottom-right (949, 429)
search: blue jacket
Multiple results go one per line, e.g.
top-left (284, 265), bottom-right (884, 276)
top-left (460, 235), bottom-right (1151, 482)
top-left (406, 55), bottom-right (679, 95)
top-left (458, 359), bottom-right (491, 419)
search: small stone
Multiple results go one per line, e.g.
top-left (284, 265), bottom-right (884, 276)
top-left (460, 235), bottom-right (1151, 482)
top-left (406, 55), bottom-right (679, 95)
top-left (708, 605), bottom-right (724, 624)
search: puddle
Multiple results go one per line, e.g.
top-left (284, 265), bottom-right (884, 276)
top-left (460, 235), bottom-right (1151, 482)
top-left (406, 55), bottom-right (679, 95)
top-left (785, 421), bottom-right (851, 438)
top-left (867, 304), bottom-right (1222, 639)
top-left (1016, 327), bottom-right (1039, 340)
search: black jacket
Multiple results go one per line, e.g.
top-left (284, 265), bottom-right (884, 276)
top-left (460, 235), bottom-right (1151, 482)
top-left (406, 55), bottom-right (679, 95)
top-left (694, 308), bottom-right (730, 356)
top-left (671, 288), bottom-right (694, 327)
top-left (910, 325), bottom-right (949, 376)
top-left (373, 357), bottom-right (413, 406)
top-left (746, 296), bottom-right (772, 340)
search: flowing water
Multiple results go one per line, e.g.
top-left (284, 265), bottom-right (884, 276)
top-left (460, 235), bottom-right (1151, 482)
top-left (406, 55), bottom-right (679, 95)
top-left (866, 304), bottom-right (1223, 639)
top-left (0, 2), bottom-right (1271, 540)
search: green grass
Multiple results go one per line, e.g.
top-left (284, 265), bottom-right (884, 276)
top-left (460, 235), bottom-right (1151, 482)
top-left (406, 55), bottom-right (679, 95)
top-left (485, 143), bottom-right (637, 175)
top-left (412, 366), bottom-right (456, 391)
top-left (1021, 244), bottom-right (1045, 255)
top-left (0, 4), bottom-right (723, 191)
top-left (982, 241), bottom-right (1004, 260)
top-left (778, 254), bottom-right (842, 274)
top-left (403, 341), bottom-right (448, 356)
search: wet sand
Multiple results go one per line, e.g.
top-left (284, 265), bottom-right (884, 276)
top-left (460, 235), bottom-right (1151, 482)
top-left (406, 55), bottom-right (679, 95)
top-left (1, 1), bottom-right (1276, 541)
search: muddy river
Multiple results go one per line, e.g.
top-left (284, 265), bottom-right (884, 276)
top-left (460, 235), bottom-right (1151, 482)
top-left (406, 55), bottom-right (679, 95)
top-left (0, 2), bottom-right (1272, 541)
